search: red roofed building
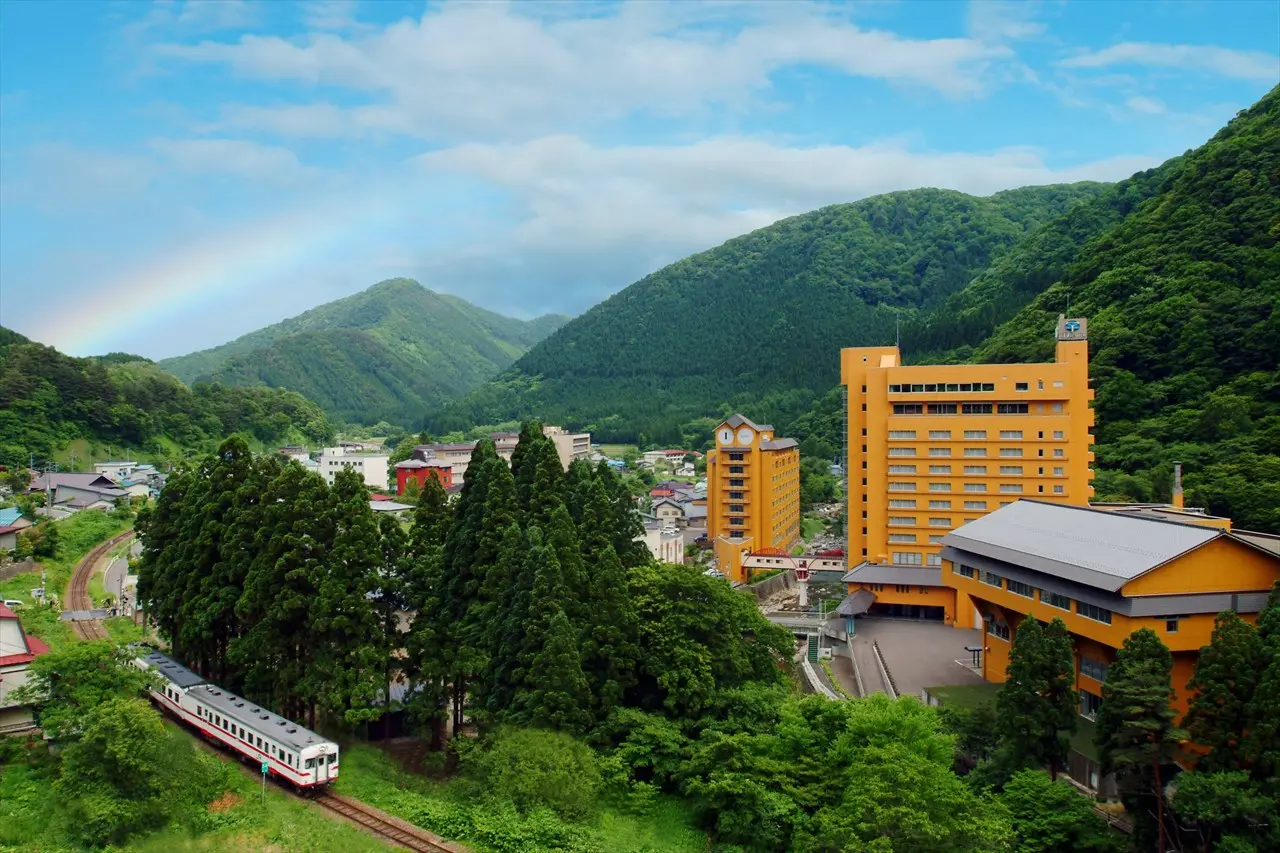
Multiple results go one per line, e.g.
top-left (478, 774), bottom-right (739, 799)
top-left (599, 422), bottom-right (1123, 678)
top-left (0, 603), bottom-right (51, 733)
top-left (650, 488), bottom-right (675, 499)
top-left (395, 458), bottom-right (454, 496)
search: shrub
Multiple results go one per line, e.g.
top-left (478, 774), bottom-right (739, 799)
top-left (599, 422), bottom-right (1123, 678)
top-left (466, 727), bottom-right (603, 822)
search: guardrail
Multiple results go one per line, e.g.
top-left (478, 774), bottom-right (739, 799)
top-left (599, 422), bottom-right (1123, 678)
top-left (872, 640), bottom-right (898, 699)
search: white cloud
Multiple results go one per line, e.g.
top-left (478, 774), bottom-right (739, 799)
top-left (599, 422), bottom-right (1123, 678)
top-left (1059, 42), bottom-right (1279, 81)
top-left (1124, 95), bottom-right (1166, 115)
top-left (967, 0), bottom-right (1048, 43)
top-left (299, 0), bottom-right (371, 33)
top-left (0, 143), bottom-right (155, 213)
top-left (148, 137), bottom-right (317, 183)
top-left (162, 2), bottom-right (1013, 141)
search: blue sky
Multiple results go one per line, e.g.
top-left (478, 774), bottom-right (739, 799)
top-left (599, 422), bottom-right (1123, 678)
top-left (1, 0), bottom-right (1276, 359)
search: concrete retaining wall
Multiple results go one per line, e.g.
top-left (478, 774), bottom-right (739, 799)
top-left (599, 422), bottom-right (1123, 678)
top-left (749, 569), bottom-right (796, 600)
top-left (0, 558), bottom-right (36, 583)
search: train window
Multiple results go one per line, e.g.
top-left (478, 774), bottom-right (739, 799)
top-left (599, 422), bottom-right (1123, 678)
top-left (328, 754), bottom-right (337, 765)
top-left (305, 758), bottom-right (316, 769)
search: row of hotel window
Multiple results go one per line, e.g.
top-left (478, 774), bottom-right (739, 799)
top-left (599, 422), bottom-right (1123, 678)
top-left (888, 464), bottom-right (1066, 475)
top-left (959, 565), bottom-right (1115, 622)
top-left (885, 381), bottom-right (1065, 394)
top-left (887, 482), bottom-right (1066, 494)
top-left (887, 429), bottom-right (1065, 442)
top-left (891, 402), bottom-right (1062, 416)
top-left (983, 622), bottom-right (1110, 691)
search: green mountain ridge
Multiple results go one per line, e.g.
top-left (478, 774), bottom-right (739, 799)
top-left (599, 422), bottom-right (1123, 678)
top-left (436, 85), bottom-right (1280, 532)
top-left (159, 278), bottom-right (571, 426)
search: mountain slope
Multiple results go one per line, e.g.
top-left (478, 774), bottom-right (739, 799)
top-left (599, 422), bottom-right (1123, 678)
top-left (159, 279), bottom-right (571, 426)
top-left (436, 183), bottom-right (1109, 439)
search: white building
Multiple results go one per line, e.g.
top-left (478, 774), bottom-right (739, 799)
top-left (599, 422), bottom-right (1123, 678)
top-left (544, 426), bottom-right (591, 470)
top-left (642, 519), bottom-right (685, 564)
top-left (94, 461), bottom-right (138, 480)
top-left (278, 446), bottom-right (310, 464)
top-left (319, 446), bottom-right (390, 491)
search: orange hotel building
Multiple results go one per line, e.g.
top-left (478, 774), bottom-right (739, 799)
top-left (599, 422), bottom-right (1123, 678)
top-left (840, 315), bottom-right (1095, 629)
top-left (706, 414), bottom-right (801, 584)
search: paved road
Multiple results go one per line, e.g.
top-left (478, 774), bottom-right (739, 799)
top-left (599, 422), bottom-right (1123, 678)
top-left (105, 556), bottom-right (128, 600)
top-left (829, 619), bottom-right (986, 699)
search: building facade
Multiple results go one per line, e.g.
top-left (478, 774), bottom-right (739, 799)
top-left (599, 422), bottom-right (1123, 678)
top-left (543, 426), bottom-right (591, 470)
top-left (841, 315), bottom-right (1094, 627)
top-left (0, 604), bottom-right (50, 733)
top-left (394, 459), bottom-right (453, 496)
top-left (941, 500), bottom-right (1280, 721)
top-left (319, 447), bottom-right (391, 490)
top-left (641, 519), bottom-right (685, 564)
top-left (706, 414), bottom-right (800, 583)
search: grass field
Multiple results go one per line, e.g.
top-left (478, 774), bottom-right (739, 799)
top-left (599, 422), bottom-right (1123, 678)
top-left (924, 682), bottom-right (1000, 710)
top-left (597, 444), bottom-right (637, 460)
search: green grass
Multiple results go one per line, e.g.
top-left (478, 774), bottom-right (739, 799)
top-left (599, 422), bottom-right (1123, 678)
top-left (334, 743), bottom-right (706, 853)
top-left (1069, 716), bottom-right (1101, 762)
top-left (747, 569), bottom-right (785, 585)
top-left (598, 444), bottom-right (637, 460)
top-left (925, 682), bottom-right (1001, 711)
top-left (104, 616), bottom-right (149, 646)
top-left (800, 515), bottom-right (825, 540)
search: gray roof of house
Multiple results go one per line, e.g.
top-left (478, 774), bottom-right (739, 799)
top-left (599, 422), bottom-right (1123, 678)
top-left (34, 472), bottom-right (120, 491)
top-left (761, 438), bottom-right (798, 451)
top-left (725, 413), bottom-right (773, 432)
top-left (1236, 530), bottom-right (1280, 558)
top-left (840, 561), bottom-right (945, 586)
top-left (940, 500), bottom-right (1226, 592)
top-left (369, 500), bottom-right (413, 512)
top-left (836, 589), bottom-right (877, 616)
top-left (396, 459), bottom-right (430, 469)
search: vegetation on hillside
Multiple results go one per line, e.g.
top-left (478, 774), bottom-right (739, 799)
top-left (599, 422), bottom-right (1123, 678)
top-left (0, 328), bottom-right (332, 470)
top-left (158, 278), bottom-right (570, 426)
top-left (435, 184), bottom-right (1110, 439)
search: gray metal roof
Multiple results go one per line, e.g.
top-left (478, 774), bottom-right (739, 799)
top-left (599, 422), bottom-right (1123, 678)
top-left (761, 438), bottom-right (799, 451)
top-left (941, 500), bottom-right (1222, 592)
top-left (141, 650), bottom-right (206, 688)
top-left (836, 589), bottom-right (877, 616)
top-left (1235, 530), bottom-right (1280, 558)
top-left (191, 683), bottom-right (330, 752)
top-left (840, 561), bottom-right (944, 586)
top-left (724, 413), bottom-right (774, 432)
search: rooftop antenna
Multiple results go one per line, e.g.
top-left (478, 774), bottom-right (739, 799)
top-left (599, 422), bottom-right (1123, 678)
top-left (895, 315), bottom-right (901, 348)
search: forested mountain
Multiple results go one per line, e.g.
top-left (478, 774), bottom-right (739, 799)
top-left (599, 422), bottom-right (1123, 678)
top-left (0, 328), bottom-right (332, 469)
top-left (159, 278), bottom-right (570, 426)
top-left (436, 184), bottom-right (1108, 439)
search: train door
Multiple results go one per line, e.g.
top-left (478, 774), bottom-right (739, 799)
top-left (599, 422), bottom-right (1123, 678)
top-left (314, 745), bottom-right (331, 784)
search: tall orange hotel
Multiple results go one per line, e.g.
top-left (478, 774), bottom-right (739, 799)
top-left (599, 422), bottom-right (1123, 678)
top-left (841, 316), bottom-right (1095, 629)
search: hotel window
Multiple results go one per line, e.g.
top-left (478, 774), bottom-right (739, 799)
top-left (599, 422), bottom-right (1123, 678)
top-left (964, 430), bottom-right (987, 439)
top-left (1008, 579), bottom-right (1035, 598)
top-left (958, 564), bottom-right (976, 578)
top-left (998, 403), bottom-right (1029, 415)
top-left (1053, 430), bottom-right (1064, 439)
top-left (1081, 657), bottom-right (1109, 682)
top-left (929, 430), bottom-right (952, 440)
top-left (1053, 467), bottom-right (1064, 476)
top-left (889, 447), bottom-right (917, 457)
top-left (1000, 484), bottom-right (1023, 494)
top-left (1015, 382), bottom-right (1028, 391)
top-left (730, 479), bottom-right (744, 487)
top-left (929, 482), bottom-right (951, 492)
top-left (929, 534), bottom-right (946, 544)
top-left (999, 430), bottom-right (1023, 440)
top-left (889, 430), bottom-right (917, 440)
top-left (888, 499), bottom-right (917, 508)
top-left (1043, 590), bottom-right (1072, 611)
top-left (928, 403), bottom-right (957, 415)
top-left (1000, 448), bottom-right (1024, 458)
top-left (1051, 403), bottom-right (1064, 413)
top-left (928, 499), bottom-right (951, 509)
top-left (892, 552), bottom-right (923, 566)
top-left (929, 517), bottom-right (951, 527)
top-left (729, 491), bottom-right (743, 500)
top-left (929, 447), bottom-right (952, 457)
top-left (896, 585), bottom-right (912, 594)
top-left (888, 482), bottom-right (914, 492)
top-left (964, 483), bottom-right (988, 493)
top-left (989, 620), bottom-right (1011, 641)
top-left (894, 404), bottom-right (924, 415)
top-left (1053, 449), bottom-right (1065, 458)
top-left (729, 465), bottom-right (744, 474)
top-left (929, 464), bottom-right (951, 474)
top-left (888, 464), bottom-right (918, 474)
top-left (963, 500), bottom-right (987, 510)
top-left (1165, 617), bottom-right (1181, 633)
top-left (888, 516), bottom-right (916, 526)
top-left (1053, 485), bottom-right (1065, 494)
top-left (927, 553), bottom-right (942, 567)
top-left (1080, 691), bottom-right (1102, 720)
top-left (1078, 602), bottom-right (1113, 625)
top-left (963, 448), bottom-right (987, 458)
top-left (962, 403), bottom-right (993, 414)
top-left (728, 453), bottom-right (744, 461)
top-left (983, 571), bottom-right (1005, 588)
top-left (963, 465), bottom-right (987, 475)
top-left (730, 504), bottom-right (744, 513)
top-left (999, 466), bottom-right (1023, 475)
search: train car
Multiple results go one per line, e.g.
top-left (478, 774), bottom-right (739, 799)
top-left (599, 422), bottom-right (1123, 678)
top-left (136, 650), bottom-right (339, 789)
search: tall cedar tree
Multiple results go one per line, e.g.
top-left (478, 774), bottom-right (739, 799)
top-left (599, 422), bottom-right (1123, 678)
top-left (135, 467), bottom-right (193, 661)
top-left (408, 473), bottom-right (451, 559)
top-left (1244, 583), bottom-right (1280, 786)
top-left (520, 607), bottom-right (594, 735)
top-left (997, 617), bottom-right (1078, 779)
top-left (509, 419), bottom-right (545, 505)
top-left (1185, 611), bottom-right (1263, 772)
top-left (546, 504), bottom-right (589, 627)
top-left (1257, 581), bottom-right (1280, 645)
top-left (231, 462), bottom-right (331, 718)
top-left (580, 540), bottom-right (640, 719)
top-left (374, 513), bottom-right (410, 736)
top-left (475, 523), bottom-right (530, 717)
top-left (218, 453), bottom-right (281, 692)
top-left (1095, 627), bottom-right (1188, 851)
top-left (562, 458), bottom-right (595, 525)
top-left (404, 538), bottom-right (451, 749)
top-left (308, 468), bottom-right (384, 727)
top-left (594, 461), bottom-right (650, 570)
top-left (525, 437), bottom-right (567, 530)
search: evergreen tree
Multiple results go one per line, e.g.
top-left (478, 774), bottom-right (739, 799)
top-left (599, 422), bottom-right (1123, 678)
top-left (1243, 644), bottom-right (1280, 789)
top-left (1186, 611), bottom-right (1263, 772)
top-left (1256, 581), bottom-right (1280, 645)
top-left (478, 525), bottom-right (535, 717)
top-left (525, 435), bottom-right (568, 529)
top-left (404, 540), bottom-right (450, 749)
top-left (997, 617), bottom-right (1077, 780)
top-left (595, 461), bottom-right (649, 570)
top-left (545, 504), bottom-right (589, 626)
top-left (562, 458), bottom-right (596, 525)
top-left (374, 513), bottom-right (410, 738)
top-left (519, 607), bottom-right (594, 735)
top-left (580, 540), bottom-right (640, 718)
top-left (408, 473), bottom-right (452, 559)
top-left (1096, 628), bottom-right (1187, 851)
top-left (308, 468), bottom-right (384, 727)
top-left (509, 419), bottom-right (546, 503)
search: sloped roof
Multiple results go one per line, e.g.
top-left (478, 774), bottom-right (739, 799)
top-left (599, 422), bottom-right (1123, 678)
top-left (836, 589), bottom-right (877, 616)
top-left (761, 438), bottom-right (798, 451)
top-left (724, 413), bottom-right (773, 432)
top-left (34, 472), bottom-right (119, 491)
top-left (0, 507), bottom-right (23, 526)
top-left (840, 562), bottom-right (944, 586)
top-left (941, 500), bottom-right (1228, 592)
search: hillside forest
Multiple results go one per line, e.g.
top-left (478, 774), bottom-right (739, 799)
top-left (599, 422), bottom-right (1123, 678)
top-left (437, 85), bottom-right (1280, 533)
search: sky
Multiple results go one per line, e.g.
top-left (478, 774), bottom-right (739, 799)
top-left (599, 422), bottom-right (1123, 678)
top-left (0, 0), bottom-right (1276, 359)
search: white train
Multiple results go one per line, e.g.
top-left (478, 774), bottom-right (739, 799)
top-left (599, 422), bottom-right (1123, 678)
top-left (135, 650), bottom-right (339, 789)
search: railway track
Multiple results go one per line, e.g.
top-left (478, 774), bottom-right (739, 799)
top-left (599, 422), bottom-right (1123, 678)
top-left (313, 793), bottom-right (463, 853)
top-left (67, 529), bottom-right (134, 641)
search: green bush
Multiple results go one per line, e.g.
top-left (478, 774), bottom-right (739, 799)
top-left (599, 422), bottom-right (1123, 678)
top-left (466, 727), bottom-right (604, 822)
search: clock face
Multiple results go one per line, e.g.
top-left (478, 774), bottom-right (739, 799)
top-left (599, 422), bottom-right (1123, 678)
top-left (718, 428), bottom-right (733, 445)
top-left (737, 428), bottom-right (754, 445)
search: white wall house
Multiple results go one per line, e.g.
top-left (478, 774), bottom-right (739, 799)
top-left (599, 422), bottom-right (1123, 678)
top-left (319, 447), bottom-right (390, 491)
top-left (641, 520), bottom-right (685, 564)
top-left (0, 604), bottom-right (50, 733)
top-left (94, 461), bottom-right (138, 480)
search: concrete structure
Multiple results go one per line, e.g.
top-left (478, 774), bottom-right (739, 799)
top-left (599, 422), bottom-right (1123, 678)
top-left (94, 461), bottom-right (138, 480)
top-left (278, 446), bottom-right (310, 464)
top-left (706, 414), bottom-right (801, 583)
top-left (319, 446), bottom-right (390, 491)
top-left (413, 442), bottom-right (479, 484)
top-left (841, 315), bottom-right (1094, 629)
top-left (491, 432), bottom-right (521, 462)
top-left (0, 603), bottom-right (50, 733)
top-left (642, 519), bottom-right (685, 564)
top-left (941, 500), bottom-right (1280, 721)
top-left (394, 459), bottom-right (453, 496)
top-left (543, 426), bottom-right (591, 470)
top-left (369, 500), bottom-right (414, 519)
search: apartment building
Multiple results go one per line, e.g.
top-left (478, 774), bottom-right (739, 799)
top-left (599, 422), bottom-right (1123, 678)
top-left (394, 458), bottom-right (453, 496)
top-left (412, 442), bottom-right (478, 484)
top-left (706, 414), bottom-right (801, 584)
top-left (318, 446), bottom-right (390, 491)
top-left (543, 426), bottom-right (591, 470)
top-left (840, 315), bottom-right (1094, 628)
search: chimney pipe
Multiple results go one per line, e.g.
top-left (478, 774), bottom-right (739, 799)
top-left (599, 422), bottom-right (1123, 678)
top-left (1172, 462), bottom-right (1184, 509)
